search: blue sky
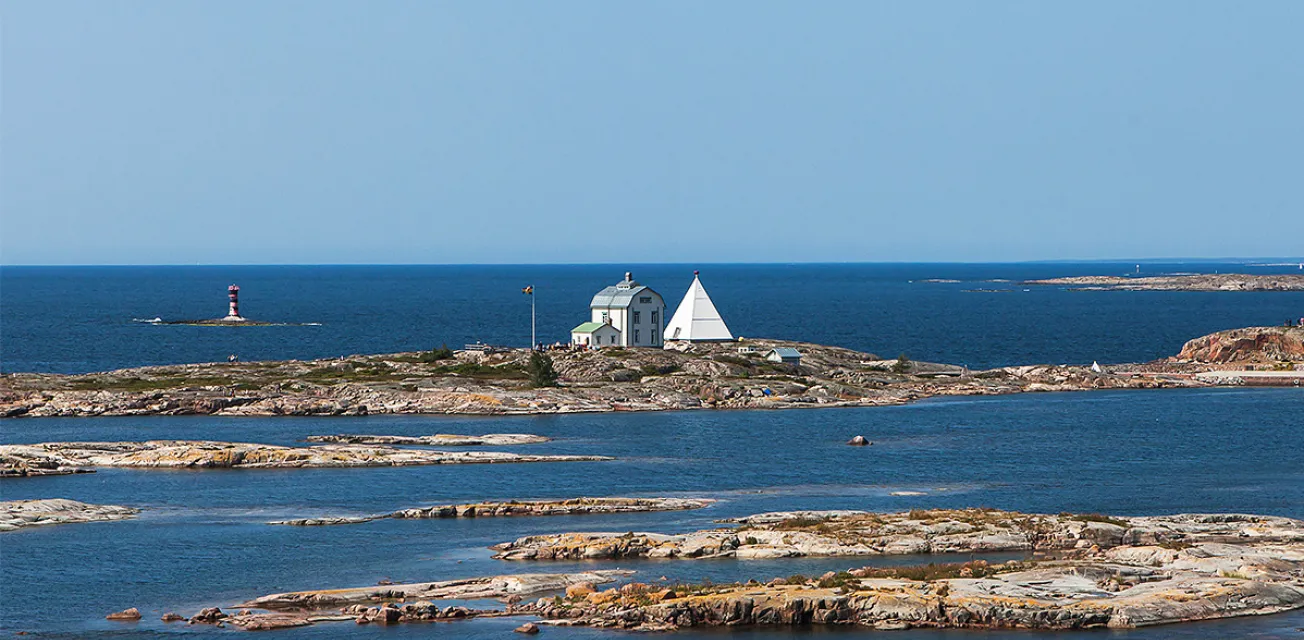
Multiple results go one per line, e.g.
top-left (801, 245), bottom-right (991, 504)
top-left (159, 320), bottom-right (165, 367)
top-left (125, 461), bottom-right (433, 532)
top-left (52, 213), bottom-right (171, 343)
top-left (2, 2), bottom-right (1302, 265)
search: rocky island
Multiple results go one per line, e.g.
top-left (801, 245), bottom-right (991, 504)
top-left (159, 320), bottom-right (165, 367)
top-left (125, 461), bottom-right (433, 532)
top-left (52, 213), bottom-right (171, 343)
top-left (1, 499), bottom-right (139, 531)
top-left (177, 508), bottom-right (1304, 632)
top-left (305, 433), bottom-right (550, 446)
top-left (0, 331), bottom-right (1263, 420)
top-left (0, 440), bottom-right (608, 477)
top-left (268, 497), bottom-right (713, 526)
top-left (1023, 273), bottom-right (1304, 291)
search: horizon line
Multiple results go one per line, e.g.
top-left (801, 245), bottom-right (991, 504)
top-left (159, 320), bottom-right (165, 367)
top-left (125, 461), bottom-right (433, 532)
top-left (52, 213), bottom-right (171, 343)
top-left (2, 257), bottom-right (1303, 268)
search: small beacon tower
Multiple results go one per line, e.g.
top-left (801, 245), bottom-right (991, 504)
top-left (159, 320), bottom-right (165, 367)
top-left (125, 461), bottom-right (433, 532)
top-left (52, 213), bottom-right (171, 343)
top-left (225, 285), bottom-right (245, 321)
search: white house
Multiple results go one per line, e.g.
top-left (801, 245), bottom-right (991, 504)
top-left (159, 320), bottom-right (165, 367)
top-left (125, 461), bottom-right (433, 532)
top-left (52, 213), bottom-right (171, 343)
top-left (571, 322), bottom-right (621, 348)
top-left (584, 272), bottom-right (666, 348)
top-left (664, 271), bottom-right (733, 343)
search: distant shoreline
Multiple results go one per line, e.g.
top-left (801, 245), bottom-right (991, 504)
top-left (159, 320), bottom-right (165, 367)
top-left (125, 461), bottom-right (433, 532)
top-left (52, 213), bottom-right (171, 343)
top-left (1022, 273), bottom-right (1304, 292)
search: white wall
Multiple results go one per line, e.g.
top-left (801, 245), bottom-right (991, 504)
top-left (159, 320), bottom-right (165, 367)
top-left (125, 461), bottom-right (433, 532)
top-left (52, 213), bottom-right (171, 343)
top-left (590, 290), bottom-right (665, 347)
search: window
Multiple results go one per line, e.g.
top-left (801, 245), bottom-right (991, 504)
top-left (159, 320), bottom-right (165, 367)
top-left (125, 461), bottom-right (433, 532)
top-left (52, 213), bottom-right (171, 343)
top-left (639, 296), bottom-right (652, 303)
top-left (601, 311), bottom-right (609, 322)
top-left (633, 311), bottom-right (641, 324)
top-left (651, 311), bottom-right (658, 325)
top-left (651, 329), bottom-right (658, 343)
top-left (634, 329), bottom-right (641, 343)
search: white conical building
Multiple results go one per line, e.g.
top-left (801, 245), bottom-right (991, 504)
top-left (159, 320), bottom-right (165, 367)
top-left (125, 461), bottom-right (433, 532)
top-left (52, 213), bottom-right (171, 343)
top-left (664, 271), bottom-right (733, 342)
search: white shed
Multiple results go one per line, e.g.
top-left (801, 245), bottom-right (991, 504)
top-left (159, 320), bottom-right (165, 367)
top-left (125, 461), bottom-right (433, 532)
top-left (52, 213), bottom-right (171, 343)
top-left (765, 348), bottom-right (802, 366)
top-left (571, 322), bottom-right (622, 348)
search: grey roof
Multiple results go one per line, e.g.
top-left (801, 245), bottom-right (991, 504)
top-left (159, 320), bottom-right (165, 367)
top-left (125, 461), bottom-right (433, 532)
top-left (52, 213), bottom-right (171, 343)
top-left (589, 273), bottom-right (661, 309)
top-left (768, 348), bottom-right (802, 358)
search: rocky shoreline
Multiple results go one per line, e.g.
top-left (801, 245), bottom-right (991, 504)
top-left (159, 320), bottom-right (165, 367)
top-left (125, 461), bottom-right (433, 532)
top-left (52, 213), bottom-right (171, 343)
top-left (169, 508), bottom-right (1304, 632)
top-left (1, 499), bottom-right (139, 531)
top-left (490, 508), bottom-right (1304, 561)
top-left (268, 497), bottom-right (714, 526)
top-left (1023, 273), bottom-right (1304, 291)
top-left (0, 440), bottom-right (608, 477)
top-left (246, 570), bottom-right (634, 610)
top-left (304, 433), bottom-right (550, 446)
top-left (9, 325), bottom-right (1289, 420)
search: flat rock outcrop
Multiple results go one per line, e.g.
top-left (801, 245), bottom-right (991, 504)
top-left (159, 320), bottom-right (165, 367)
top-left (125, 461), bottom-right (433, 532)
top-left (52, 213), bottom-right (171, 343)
top-left (491, 509), bottom-right (1304, 560)
top-left (0, 440), bottom-right (608, 476)
top-left (506, 509), bottom-right (1304, 631)
top-left (524, 550), bottom-right (1304, 631)
top-left (246, 570), bottom-right (634, 610)
top-left (1, 498), bottom-right (138, 531)
top-left (1024, 274), bottom-right (1304, 292)
top-left (1172, 326), bottom-right (1304, 364)
top-left (206, 510), bottom-right (1304, 633)
top-left (305, 433), bottom-right (549, 446)
top-left (269, 497), bottom-right (713, 526)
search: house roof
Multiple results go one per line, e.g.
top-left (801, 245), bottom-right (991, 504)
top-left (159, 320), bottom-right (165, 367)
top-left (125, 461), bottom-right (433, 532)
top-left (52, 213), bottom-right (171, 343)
top-left (590, 272), bottom-right (661, 309)
top-left (768, 347), bottom-right (802, 358)
top-left (572, 322), bottom-right (613, 333)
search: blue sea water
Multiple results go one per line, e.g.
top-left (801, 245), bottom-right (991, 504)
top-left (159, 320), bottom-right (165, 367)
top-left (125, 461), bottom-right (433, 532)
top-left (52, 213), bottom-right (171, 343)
top-left (1, 263), bottom-right (1303, 638)
top-left (3, 262), bottom-right (1303, 374)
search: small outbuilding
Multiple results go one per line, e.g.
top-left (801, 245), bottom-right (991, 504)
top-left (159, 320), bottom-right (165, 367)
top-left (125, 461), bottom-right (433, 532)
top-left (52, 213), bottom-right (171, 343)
top-left (571, 321), bottom-right (621, 348)
top-left (765, 348), bottom-right (802, 366)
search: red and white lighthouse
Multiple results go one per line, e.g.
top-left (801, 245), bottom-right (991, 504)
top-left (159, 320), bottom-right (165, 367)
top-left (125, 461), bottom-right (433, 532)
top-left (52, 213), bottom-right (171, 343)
top-left (226, 285), bottom-right (243, 320)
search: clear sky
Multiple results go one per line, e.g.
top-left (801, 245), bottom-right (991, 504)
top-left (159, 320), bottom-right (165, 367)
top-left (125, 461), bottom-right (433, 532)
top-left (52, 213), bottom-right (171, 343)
top-left (2, 2), bottom-right (1302, 265)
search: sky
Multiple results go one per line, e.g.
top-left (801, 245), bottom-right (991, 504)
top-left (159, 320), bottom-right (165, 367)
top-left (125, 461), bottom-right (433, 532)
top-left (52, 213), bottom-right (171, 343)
top-left (1, 2), bottom-right (1302, 265)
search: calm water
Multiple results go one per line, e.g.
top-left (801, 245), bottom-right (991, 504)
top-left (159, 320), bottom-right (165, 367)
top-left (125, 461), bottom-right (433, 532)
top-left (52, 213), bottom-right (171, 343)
top-left (2, 389), bottom-right (1303, 637)
top-left (2, 263), bottom-right (1303, 637)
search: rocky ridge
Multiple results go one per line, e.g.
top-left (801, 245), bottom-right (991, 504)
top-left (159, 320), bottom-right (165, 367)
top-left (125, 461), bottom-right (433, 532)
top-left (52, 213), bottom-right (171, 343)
top-left (0, 440), bottom-right (608, 476)
top-left (1, 498), bottom-right (139, 531)
top-left (268, 497), bottom-right (714, 526)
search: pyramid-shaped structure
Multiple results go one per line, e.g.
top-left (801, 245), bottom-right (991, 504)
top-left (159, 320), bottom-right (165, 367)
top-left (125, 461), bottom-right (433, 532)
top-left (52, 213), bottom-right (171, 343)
top-left (664, 272), bottom-right (733, 342)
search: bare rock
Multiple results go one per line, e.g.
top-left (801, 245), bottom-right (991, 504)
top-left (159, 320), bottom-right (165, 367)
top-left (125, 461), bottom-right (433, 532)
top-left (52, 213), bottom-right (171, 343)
top-left (1, 499), bottom-right (138, 531)
top-left (1173, 326), bottom-right (1304, 364)
top-left (0, 440), bottom-right (608, 474)
top-left (105, 608), bottom-right (141, 621)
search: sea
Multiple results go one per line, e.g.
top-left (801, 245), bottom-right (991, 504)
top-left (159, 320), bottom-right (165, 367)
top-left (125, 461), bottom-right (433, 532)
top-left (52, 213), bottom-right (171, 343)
top-left (1, 262), bottom-right (1303, 638)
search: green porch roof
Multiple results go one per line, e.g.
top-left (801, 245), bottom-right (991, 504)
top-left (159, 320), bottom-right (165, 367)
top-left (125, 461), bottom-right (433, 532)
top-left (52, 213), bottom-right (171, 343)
top-left (572, 322), bottom-right (609, 333)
